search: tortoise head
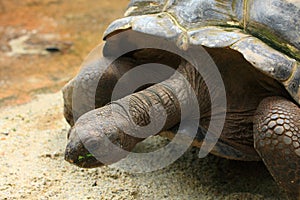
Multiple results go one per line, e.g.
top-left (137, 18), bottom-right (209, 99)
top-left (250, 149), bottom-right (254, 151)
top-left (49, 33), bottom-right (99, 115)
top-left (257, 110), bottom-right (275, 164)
top-left (65, 126), bottom-right (104, 168)
top-left (64, 111), bottom-right (113, 168)
top-left (64, 104), bottom-right (143, 168)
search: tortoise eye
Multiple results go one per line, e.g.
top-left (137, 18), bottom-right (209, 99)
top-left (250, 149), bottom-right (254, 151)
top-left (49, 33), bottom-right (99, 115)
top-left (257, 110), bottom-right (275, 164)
top-left (288, 81), bottom-right (299, 96)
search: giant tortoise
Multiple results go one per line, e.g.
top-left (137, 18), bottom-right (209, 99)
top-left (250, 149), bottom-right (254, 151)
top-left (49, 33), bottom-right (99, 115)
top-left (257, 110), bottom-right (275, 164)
top-left (63, 0), bottom-right (300, 199)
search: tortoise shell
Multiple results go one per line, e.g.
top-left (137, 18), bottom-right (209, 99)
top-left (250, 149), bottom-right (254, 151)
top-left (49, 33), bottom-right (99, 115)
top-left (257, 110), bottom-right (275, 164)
top-left (103, 0), bottom-right (300, 104)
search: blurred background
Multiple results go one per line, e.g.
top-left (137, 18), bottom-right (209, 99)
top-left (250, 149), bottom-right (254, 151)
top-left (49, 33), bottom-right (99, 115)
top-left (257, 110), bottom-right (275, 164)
top-left (0, 0), bottom-right (128, 107)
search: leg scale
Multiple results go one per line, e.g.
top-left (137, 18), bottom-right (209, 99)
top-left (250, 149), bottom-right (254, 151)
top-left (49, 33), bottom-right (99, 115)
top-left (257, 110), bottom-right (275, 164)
top-left (254, 97), bottom-right (300, 200)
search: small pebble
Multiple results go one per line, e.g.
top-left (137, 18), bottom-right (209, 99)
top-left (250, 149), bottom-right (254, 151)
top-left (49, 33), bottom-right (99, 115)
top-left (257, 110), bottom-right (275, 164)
top-left (45, 46), bottom-right (60, 53)
top-left (40, 152), bottom-right (62, 159)
top-left (92, 181), bottom-right (97, 187)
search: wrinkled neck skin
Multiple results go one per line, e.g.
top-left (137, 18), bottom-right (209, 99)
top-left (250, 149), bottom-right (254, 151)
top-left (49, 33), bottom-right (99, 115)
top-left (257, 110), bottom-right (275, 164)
top-left (65, 60), bottom-right (209, 168)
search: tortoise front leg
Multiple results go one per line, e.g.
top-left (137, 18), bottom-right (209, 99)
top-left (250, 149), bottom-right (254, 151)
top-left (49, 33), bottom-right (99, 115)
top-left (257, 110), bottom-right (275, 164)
top-left (254, 96), bottom-right (300, 200)
top-left (62, 44), bottom-right (137, 126)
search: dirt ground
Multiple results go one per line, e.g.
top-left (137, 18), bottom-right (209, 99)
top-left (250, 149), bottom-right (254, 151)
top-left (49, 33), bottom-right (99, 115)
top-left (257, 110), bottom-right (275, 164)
top-left (0, 0), bottom-right (128, 107)
top-left (0, 1), bottom-right (289, 199)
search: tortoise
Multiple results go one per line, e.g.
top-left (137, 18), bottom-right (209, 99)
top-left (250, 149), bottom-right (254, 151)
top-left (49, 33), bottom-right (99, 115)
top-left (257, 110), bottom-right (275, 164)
top-left (63, 0), bottom-right (300, 199)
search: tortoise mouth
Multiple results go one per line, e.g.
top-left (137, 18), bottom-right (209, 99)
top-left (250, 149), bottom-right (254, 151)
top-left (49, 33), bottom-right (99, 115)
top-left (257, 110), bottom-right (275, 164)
top-left (70, 156), bottom-right (104, 168)
top-left (64, 141), bottom-right (104, 168)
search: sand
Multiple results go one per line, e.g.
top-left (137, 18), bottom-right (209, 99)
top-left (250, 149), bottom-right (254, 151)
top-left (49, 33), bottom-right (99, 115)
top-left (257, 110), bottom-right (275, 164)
top-left (0, 92), bottom-right (287, 200)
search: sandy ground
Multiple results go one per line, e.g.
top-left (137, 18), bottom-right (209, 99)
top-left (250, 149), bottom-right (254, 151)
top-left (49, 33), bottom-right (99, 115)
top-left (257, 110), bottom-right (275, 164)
top-left (0, 0), bottom-right (290, 199)
top-left (0, 92), bottom-right (287, 199)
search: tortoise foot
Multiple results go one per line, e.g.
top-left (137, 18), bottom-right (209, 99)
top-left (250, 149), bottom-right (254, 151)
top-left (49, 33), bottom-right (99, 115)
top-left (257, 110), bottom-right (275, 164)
top-left (254, 96), bottom-right (300, 200)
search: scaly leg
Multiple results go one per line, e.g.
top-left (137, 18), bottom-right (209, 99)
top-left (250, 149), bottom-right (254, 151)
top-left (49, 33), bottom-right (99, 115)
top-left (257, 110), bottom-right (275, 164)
top-left (62, 44), bottom-right (136, 126)
top-left (254, 96), bottom-right (300, 200)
